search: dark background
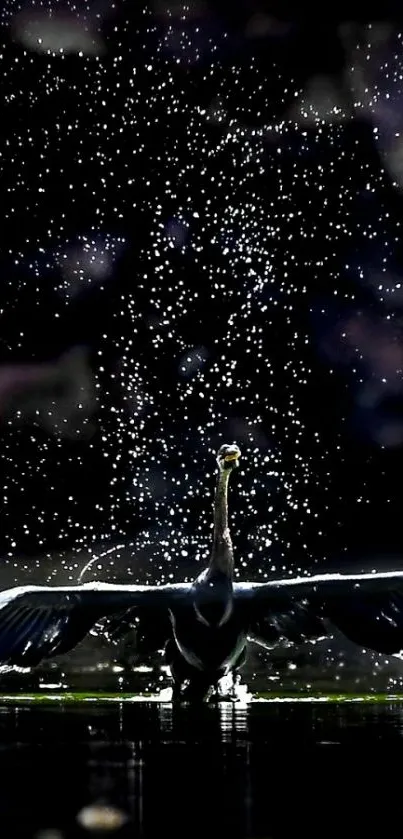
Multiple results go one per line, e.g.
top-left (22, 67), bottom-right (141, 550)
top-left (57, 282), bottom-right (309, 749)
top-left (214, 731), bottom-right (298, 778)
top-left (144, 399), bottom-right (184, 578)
top-left (2, 0), bottom-right (403, 686)
top-left (4, 8), bottom-right (403, 839)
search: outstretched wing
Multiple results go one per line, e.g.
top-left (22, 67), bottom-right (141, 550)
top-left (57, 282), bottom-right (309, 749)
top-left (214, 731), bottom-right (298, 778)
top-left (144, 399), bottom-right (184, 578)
top-left (235, 571), bottom-right (403, 654)
top-left (0, 581), bottom-right (190, 667)
top-left (245, 600), bottom-right (328, 651)
top-left (95, 605), bottom-right (173, 664)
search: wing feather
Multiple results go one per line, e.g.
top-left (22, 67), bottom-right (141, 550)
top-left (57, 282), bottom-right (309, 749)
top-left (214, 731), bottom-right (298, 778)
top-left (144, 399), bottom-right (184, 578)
top-left (0, 581), bottom-right (190, 667)
top-left (235, 571), bottom-right (403, 654)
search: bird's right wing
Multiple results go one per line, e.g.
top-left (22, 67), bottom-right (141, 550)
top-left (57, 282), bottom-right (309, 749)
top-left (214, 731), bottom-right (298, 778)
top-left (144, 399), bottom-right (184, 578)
top-left (0, 581), bottom-right (190, 667)
top-left (235, 571), bottom-right (403, 654)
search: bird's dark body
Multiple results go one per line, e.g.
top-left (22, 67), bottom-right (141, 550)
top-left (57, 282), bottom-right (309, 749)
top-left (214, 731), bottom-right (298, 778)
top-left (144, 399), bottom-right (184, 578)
top-left (166, 591), bottom-right (247, 700)
top-left (169, 605), bottom-right (246, 673)
top-left (110, 584), bottom-right (248, 701)
top-left (2, 444), bottom-right (403, 702)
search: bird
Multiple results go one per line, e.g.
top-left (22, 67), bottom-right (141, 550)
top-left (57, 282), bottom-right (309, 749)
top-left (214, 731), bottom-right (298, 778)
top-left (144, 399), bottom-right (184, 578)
top-left (1, 442), bottom-right (403, 702)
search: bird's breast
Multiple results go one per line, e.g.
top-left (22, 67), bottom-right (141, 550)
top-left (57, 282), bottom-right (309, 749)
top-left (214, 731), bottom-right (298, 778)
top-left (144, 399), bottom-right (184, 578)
top-left (169, 607), bottom-right (246, 673)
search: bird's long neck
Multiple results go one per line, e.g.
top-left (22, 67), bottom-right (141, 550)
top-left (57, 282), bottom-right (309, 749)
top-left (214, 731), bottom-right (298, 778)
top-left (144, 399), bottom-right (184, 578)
top-left (208, 468), bottom-right (234, 580)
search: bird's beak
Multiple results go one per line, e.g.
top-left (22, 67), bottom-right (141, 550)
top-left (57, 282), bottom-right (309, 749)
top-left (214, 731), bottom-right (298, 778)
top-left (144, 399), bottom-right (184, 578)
top-left (224, 453), bottom-right (239, 463)
top-left (224, 449), bottom-right (241, 464)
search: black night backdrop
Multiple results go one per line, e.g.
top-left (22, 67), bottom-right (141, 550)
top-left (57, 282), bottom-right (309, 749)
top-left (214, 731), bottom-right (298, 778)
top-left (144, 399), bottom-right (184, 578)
top-left (2, 1), bottom-right (403, 695)
top-left (4, 4), bottom-right (403, 839)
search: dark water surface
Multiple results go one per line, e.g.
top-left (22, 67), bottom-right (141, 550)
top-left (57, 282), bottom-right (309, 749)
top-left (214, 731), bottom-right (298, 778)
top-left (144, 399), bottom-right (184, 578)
top-left (1, 700), bottom-right (403, 837)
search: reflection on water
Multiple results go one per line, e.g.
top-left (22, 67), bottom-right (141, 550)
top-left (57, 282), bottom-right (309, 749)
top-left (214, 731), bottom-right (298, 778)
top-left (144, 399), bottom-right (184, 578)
top-left (1, 701), bottom-right (403, 837)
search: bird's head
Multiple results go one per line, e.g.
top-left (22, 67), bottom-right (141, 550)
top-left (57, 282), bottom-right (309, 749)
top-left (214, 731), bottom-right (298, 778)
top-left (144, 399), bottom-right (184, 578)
top-left (216, 443), bottom-right (241, 473)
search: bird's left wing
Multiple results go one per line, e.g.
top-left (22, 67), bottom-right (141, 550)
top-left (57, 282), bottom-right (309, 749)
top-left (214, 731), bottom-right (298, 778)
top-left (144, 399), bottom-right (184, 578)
top-left (234, 571), bottom-right (403, 654)
top-left (0, 581), bottom-right (190, 667)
